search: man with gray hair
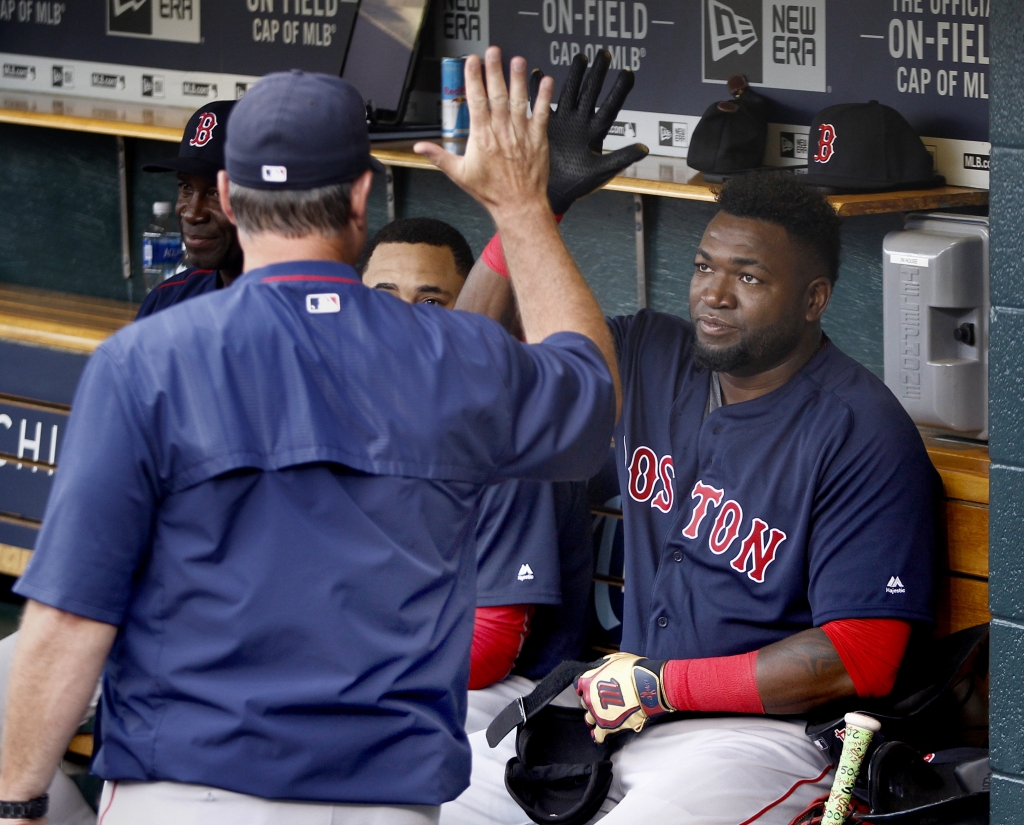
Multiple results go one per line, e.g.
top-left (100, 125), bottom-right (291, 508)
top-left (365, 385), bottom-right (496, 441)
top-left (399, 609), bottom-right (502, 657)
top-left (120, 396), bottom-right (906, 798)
top-left (0, 51), bottom-right (619, 824)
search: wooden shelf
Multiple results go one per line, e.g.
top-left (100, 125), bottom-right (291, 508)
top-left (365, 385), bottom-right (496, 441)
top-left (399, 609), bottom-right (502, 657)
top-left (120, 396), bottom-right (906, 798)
top-left (0, 283), bottom-right (137, 354)
top-left (0, 92), bottom-right (988, 215)
top-left (370, 140), bottom-right (989, 216)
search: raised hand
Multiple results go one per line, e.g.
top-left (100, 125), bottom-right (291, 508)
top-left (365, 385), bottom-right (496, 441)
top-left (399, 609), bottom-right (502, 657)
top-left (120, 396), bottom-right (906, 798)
top-left (414, 47), bottom-right (554, 222)
top-left (530, 51), bottom-right (649, 215)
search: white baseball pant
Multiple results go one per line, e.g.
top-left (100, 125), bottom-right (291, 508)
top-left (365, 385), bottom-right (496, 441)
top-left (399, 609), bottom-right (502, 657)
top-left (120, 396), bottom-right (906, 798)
top-left (96, 781), bottom-right (439, 825)
top-left (441, 715), bottom-right (834, 825)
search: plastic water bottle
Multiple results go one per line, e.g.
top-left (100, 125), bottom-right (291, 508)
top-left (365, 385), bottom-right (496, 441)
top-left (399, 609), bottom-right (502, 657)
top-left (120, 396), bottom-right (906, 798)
top-left (142, 202), bottom-right (182, 292)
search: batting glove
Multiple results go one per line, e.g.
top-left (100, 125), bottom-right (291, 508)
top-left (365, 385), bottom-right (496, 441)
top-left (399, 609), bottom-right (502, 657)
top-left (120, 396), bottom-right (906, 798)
top-left (529, 51), bottom-right (649, 215)
top-left (575, 652), bottom-right (672, 743)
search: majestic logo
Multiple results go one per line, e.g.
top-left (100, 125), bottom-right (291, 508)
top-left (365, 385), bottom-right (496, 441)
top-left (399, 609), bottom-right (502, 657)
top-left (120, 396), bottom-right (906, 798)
top-left (886, 575), bottom-right (906, 594)
top-left (680, 480), bottom-right (788, 584)
top-left (707, 0), bottom-right (758, 61)
top-left (306, 294), bottom-right (341, 314)
top-left (812, 123), bottom-right (836, 163)
top-left (517, 563), bottom-right (534, 582)
top-left (626, 446), bottom-right (675, 514)
top-left (189, 112), bottom-right (217, 147)
top-left (596, 679), bottom-right (625, 709)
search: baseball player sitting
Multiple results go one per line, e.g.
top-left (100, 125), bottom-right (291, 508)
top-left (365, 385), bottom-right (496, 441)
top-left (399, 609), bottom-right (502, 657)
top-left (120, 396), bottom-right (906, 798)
top-left (137, 100), bottom-right (242, 317)
top-left (360, 218), bottom-right (594, 735)
top-left (442, 171), bottom-right (941, 825)
top-left (0, 54), bottom-right (621, 824)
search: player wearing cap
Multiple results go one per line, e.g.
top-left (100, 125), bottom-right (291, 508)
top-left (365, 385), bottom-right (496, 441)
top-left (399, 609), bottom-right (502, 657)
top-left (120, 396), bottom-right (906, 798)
top-left (137, 100), bottom-right (242, 317)
top-left (0, 52), bottom-right (620, 824)
top-left (442, 173), bottom-right (940, 824)
top-left (360, 218), bottom-right (594, 734)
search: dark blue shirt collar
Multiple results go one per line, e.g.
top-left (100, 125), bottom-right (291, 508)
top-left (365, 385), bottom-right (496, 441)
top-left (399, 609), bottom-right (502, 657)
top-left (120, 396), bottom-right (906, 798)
top-left (236, 259), bottom-right (361, 287)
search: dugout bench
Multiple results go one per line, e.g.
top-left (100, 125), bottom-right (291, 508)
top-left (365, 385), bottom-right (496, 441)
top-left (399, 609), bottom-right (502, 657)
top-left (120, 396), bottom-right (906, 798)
top-left (0, 283), bottom-right (992, 759)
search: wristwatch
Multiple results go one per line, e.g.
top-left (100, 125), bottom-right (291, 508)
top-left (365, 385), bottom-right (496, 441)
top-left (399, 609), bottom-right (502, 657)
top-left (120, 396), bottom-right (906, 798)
top-left (0, 795), bottom-right (48, 819)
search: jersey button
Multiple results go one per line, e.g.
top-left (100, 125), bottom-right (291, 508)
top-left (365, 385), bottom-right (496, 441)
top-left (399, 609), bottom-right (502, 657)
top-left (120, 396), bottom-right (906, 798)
top-left (657, 616), bottom-right (668, 628)
top-left (672, 551), bottom-right (683, 562)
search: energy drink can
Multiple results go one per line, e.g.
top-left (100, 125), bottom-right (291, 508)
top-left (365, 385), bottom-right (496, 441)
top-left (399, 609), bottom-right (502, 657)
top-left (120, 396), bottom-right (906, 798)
top-left (441, 57), bottom-right (469, 138)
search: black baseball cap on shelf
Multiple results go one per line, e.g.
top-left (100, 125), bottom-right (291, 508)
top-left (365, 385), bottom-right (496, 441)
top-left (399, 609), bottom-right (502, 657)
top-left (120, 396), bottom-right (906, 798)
top-left (142, 100), bottom-right (236, 181)
top-left (800, 100), bottom-right (944, 192)
top-left (225, 71), bottom-right (383, 191)
top-left (687, 75), bottom-right (769, 180)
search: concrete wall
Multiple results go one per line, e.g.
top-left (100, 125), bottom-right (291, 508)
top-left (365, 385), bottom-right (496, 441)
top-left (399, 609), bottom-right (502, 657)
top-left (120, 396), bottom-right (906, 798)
top-left (987, 1), bottom-right (1024, 819)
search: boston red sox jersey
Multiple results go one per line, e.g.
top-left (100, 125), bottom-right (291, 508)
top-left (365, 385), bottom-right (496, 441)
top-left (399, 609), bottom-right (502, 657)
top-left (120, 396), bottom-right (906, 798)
top-left (609, 310), bottom-right (939, 661)
top-left (475, 479), bottom-right (592, 680)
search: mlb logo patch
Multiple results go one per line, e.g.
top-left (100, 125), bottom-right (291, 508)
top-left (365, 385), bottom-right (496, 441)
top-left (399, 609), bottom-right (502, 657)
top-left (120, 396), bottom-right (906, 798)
top-left (262, 165), bottom-right (288, 183)
top-left (306, 293), bottom-right (340, 314)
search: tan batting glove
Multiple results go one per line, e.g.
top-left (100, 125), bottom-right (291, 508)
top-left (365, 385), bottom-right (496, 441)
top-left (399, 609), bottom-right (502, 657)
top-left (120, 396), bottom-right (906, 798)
top-left (574, 652), bottom-right (673, 743)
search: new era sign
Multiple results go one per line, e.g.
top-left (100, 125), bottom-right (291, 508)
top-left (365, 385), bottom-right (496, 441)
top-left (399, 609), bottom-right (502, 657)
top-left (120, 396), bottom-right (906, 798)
top-left (703, 0), bottom-right (826, 92)
top-left (108, 0), bottom-right (201, 43)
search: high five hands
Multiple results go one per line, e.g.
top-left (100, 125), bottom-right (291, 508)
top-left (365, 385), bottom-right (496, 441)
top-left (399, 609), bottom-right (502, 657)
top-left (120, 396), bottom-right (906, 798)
top-left (415, 47), bottom-right (553, 223)
top-left (414, 47), bottom-right (649, 219)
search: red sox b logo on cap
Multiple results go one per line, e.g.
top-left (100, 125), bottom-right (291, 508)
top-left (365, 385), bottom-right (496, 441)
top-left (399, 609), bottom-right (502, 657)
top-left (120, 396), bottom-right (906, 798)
top-left (189, 112), bottom-right (217, 148)
top-left (813, 123), bottom-right (836, 164)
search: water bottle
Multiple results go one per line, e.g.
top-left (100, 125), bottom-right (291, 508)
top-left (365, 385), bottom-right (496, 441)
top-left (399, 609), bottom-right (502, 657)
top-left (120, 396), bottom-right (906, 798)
top-left (142, 202), bottom-right (182, 292)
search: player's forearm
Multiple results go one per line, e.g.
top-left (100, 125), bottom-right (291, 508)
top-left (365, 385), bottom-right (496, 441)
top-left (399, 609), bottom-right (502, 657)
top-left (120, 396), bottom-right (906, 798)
top-left (494, 202), bottom-right (622, 418)
top-left (755, 627), bottom-right (856, 715)
top-left (455, 258), bottom-right (522, 336)
top-left (0, 601), bottom-right (116, 801)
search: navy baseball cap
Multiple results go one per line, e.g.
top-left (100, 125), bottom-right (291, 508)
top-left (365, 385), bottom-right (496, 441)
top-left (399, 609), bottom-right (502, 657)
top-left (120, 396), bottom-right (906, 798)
top-left (800, 100), bottom-right (944, 192)
top-left (226, 70), bottom-right (384, 191)
top-left (143, 100), bottom-right (236, 180)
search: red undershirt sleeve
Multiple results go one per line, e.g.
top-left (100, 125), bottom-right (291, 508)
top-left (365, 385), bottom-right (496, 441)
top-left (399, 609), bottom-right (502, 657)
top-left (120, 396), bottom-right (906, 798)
top-left (821, 618), bottom-right (912, 698)
top-left (468, 604), bottom-right (535, 690)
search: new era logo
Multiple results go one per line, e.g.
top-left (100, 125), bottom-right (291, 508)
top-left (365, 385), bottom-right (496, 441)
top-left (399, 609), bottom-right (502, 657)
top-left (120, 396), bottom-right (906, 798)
top-left (262, 165), bottom-right (287, 183)
top-left (707, 0), bottom-right (757, 62)
top-left (306, 293), bottom-right (340, 314)
top-left (517, 563), bottom-right (534, 582)
top-left (886, 575), bottom-right (905, 594)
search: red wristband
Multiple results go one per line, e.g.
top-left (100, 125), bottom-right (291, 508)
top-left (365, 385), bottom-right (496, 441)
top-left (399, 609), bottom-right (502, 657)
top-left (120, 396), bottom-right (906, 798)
top-left (663, 651), bottom-right (764, 715)
top-left (480, 232), bottom-right (510, 278)
top-left (480, 215), bottom-right (564, 280)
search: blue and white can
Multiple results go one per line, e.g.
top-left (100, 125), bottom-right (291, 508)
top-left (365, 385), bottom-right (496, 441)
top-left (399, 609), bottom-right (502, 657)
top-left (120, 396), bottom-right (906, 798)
top-left (441, 57), bottom-right (469, 138)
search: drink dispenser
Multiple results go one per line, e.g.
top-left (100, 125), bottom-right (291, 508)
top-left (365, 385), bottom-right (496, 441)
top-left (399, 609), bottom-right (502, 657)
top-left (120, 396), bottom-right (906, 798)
top-left (882, 213), bottom-right (989, 440)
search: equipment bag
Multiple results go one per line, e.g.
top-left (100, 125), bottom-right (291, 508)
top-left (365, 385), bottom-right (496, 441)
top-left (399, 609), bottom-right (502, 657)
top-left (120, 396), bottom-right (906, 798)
top-left (487, 659), bottom-right (622, 825)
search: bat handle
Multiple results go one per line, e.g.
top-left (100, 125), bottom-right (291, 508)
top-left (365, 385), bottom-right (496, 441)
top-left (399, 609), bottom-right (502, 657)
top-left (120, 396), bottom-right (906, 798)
top-left (822, 712), bottom-right (882, 824)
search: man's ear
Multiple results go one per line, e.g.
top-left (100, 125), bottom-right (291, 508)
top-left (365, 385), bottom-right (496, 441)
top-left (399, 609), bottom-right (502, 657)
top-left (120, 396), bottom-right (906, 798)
top-left (217, 171), bottom-right (238, 226)
top-left (348, 169), bottom-right (374, 226)
top-left (806, 275), bottom-right (832, 323)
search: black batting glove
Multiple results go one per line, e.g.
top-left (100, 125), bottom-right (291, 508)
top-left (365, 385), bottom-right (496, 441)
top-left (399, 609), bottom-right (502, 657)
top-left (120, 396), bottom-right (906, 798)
top-left (530, 51), bottom-right (649, 215)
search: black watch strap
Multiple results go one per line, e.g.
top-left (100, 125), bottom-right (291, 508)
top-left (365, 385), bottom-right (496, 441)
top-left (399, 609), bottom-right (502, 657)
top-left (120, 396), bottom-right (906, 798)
top-left (0, 794), bottom-right (48, 819)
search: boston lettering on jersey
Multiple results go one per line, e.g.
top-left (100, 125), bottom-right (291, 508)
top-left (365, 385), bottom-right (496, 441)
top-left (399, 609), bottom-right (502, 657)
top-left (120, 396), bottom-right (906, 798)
top-left (609, 310), bottom-right (938, 662)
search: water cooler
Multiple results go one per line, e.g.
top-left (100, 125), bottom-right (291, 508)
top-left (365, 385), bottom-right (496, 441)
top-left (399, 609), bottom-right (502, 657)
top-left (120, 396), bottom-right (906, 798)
top-left (882, 213), bottom-right (989, 440)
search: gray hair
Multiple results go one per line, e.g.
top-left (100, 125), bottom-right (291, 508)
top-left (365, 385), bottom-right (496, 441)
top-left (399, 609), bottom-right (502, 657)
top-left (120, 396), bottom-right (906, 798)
top-left (228, 181), bottom-right (353, 238)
